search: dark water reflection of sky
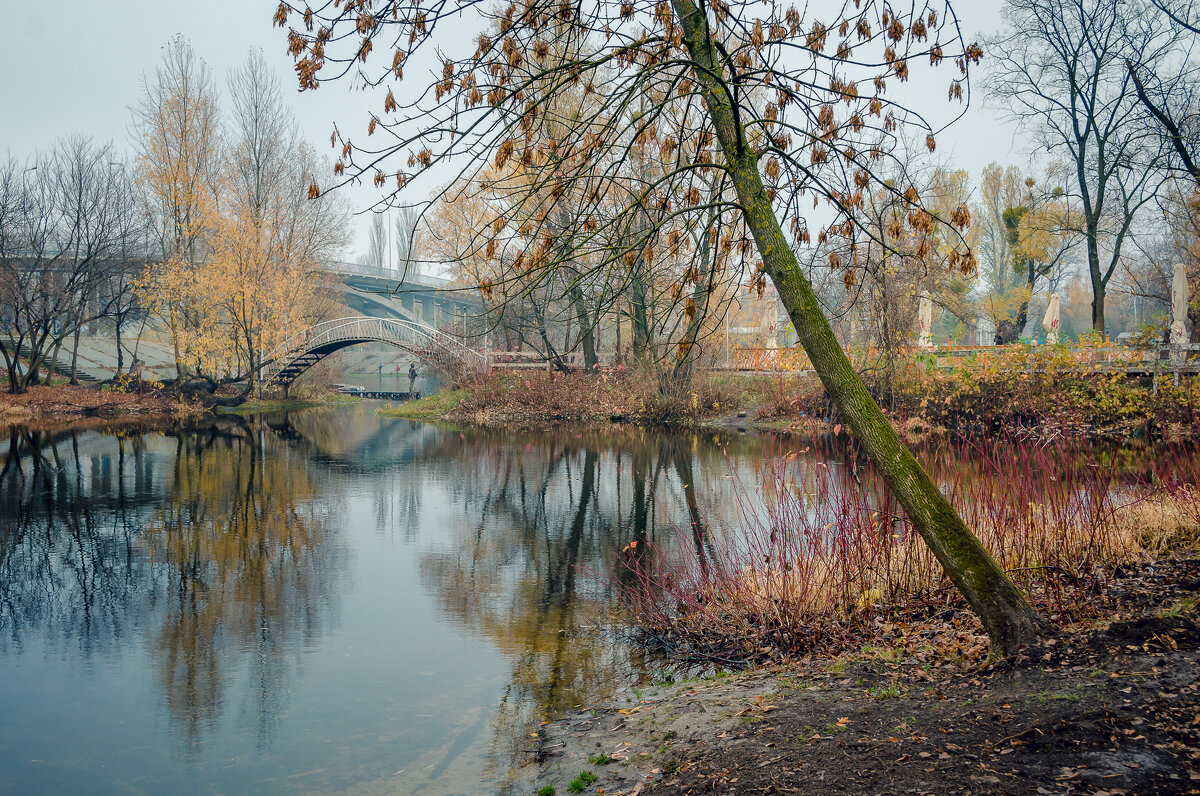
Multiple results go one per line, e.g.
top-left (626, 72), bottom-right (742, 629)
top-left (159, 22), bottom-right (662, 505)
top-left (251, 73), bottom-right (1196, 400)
top-left (0, 404), bottom-right (807, 795)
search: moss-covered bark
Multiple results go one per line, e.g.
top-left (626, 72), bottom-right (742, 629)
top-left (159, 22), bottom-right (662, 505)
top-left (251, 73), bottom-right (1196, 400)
top-left (671, 0), bottom-right (1045, 655)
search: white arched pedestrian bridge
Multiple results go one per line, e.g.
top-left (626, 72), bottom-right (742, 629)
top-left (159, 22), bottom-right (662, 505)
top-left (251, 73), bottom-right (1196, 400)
top-left (261, 316), bottom-right (485, 387)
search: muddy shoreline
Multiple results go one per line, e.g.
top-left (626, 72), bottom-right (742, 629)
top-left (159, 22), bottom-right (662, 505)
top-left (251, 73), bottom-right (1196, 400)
top-left (534, 560), bottom-right (1200, 795)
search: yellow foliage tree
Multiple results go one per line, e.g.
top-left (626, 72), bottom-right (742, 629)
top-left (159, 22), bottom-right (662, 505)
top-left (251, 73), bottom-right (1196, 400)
top-left (135, 45), bottom-right (347, 389)
top-left (132, 36), bottom-right (222, 376)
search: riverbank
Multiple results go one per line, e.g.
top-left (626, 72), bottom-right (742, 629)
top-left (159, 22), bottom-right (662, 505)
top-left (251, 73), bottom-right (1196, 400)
top-left (219, 394), bottom-right (360, 414)
top-left (379, 366), bottom-right (1200, 441)
top-left (0, 383), bottom-right (374, 427)
top-left (381, 370), bottom-right (817, 429)
top-left (535, 558), bottom-right (1200, 795)
top-left (0, 383), bottom-right (208, 426)
top-left (377, 388), bottom-right (471, 420)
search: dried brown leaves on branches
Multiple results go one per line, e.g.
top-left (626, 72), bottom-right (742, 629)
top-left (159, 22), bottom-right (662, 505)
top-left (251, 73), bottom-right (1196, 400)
top-left (275, 0), bottom-right (980, 348)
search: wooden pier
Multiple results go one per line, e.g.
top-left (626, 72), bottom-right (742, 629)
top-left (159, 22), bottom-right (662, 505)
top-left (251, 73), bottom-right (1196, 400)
top-left (335, 385), bottom-right (421, 400)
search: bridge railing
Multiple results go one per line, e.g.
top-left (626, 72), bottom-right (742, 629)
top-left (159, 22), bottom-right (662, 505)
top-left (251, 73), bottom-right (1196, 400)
top-left (324, 261), bottom-right (453, 289)
top-left (260, 316), bottom-right (485, 384)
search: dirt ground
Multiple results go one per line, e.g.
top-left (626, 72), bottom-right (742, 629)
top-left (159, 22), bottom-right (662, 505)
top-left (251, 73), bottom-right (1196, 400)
top-left (0, 383), bottom-right (202, 425)
top-left (536, 560), bottom-right (1200, 795)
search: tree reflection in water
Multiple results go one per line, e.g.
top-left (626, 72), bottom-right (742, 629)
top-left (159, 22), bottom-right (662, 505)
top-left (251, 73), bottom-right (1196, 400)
top-left (410, 426), bottom-right (764, 786)
top-left (0, 427), bottom-right (163, 659)
top-left (0, 409), bottom-right (826, 793)
top-left (0, 421), bottom-right (343, 755)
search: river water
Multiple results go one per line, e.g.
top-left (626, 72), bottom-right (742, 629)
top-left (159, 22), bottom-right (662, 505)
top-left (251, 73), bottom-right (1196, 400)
top-left (0, 404), bottom-right (816, 795)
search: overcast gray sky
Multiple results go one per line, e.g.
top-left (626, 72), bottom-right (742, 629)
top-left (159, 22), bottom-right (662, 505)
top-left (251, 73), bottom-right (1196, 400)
top-left (1, 1), bottom-right (1031, 259)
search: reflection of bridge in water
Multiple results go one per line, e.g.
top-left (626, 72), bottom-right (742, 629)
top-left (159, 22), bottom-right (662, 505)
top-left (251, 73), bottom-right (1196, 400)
top-left (0, 409), bottom-right (456, 523)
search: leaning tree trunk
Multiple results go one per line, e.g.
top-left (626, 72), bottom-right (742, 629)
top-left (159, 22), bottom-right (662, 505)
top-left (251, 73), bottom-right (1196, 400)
top-left (0, 343), bottom-right (20, 395)
top-left (674, 0), bottom-right (1044, 655)
top-left (24, 332), bottom-right (51, 389)
top-left (70, 328), bottom-right (83, 384)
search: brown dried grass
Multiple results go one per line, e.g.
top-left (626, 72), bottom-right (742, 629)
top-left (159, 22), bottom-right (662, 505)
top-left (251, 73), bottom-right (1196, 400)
top-left (621, 437), bottom-right (1200, 661)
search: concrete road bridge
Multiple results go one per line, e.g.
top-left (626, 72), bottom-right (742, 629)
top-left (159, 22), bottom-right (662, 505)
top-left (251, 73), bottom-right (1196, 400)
top-left (326, 261), bottom-right (481, 333)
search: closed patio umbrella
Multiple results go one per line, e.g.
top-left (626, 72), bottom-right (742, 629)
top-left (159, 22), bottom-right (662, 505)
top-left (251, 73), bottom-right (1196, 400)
top-left (1042, 293), bottom-right (1061, 345)
top-left (761, 303), bottom-right (778, 348)
top-left (1172, 263), bottom-right (1189, 345)
top-left (917, 295), bottom-right (933, 349)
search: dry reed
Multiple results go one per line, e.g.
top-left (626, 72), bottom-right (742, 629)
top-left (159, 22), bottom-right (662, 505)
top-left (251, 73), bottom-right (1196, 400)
top-left (619, 435), bottom-right (1200, 660)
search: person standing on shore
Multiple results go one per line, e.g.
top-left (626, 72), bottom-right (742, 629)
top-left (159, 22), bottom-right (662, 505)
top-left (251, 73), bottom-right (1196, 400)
top-left (408, 362), bottom-right (418, 397)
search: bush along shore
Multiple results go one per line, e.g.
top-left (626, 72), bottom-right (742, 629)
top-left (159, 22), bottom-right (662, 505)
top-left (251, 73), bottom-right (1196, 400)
top-left (526, 428), bottom-right (1200, 795)
top-left (384, 362), bottom-right (1200, 442)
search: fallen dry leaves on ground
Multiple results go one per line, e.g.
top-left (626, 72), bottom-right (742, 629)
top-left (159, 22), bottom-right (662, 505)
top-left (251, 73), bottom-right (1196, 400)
top-left (538, 560), bottom-right (1200, 795)
top-left (0, 384), bottom-right (200, 423)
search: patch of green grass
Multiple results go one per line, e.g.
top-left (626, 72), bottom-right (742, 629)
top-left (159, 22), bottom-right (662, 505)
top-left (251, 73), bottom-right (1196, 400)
top-left (223, 395), bottom-right (358, 414)
top-left (866, 681), bottom-right (905, 699)
top-left (588, 753), bottom-right (613, 766)
top-left (566, 771), bottom-right (597, 793)
top-left (537, 786), bottom-right (556, 796)
top-left (861, 643), bottom-right (903, 663)
top-left (377, 388), bottom-right (468, 420)
top-left (1158, 597), bottom-right (1199, 619)
top-left (1031, 688), bottom-right (1082, 704)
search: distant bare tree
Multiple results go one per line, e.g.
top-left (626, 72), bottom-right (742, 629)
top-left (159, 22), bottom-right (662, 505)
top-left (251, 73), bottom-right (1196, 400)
top-left (0, 139), bottom-right (142, 392)
top-left (227, 50), bottom-right (298, 221)
top-left (91, 168), bottom-right (154, 379)
top-left (1128, 2), bottom-right (1200, 185)
top-left (393, 204), bottom-right (421, 273)
top-left (989, 0), bottom-right (1189, 333)
top-left (365, 213), bottom-right (387, 270)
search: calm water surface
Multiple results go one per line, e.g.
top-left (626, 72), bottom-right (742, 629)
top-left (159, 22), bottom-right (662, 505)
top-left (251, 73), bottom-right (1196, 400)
top-left (0, 404), bottom-right (804, 795)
